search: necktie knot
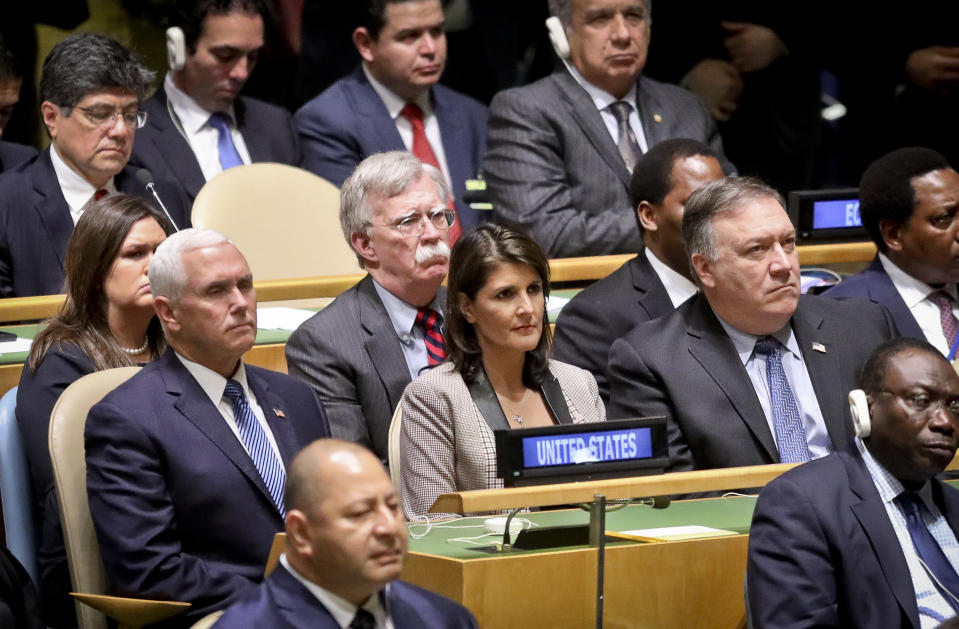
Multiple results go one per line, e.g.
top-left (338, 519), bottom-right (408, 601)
top-left (929, 291), bottom-right (959, 350)
top-left (608, 100), bottom-right (633, 122)
top-left (416, 308), bottom-right (446, 366)
top-left (223, 379), bottom-right (244, 403)
top-left (897, 491), bottom-right (925, 517)
top-left (207, 112), bottom-right (232, 132)
top-left (415, 307), bottom-right (442, 333)
top-left (400, 102), bottom-right (425, 124)
top-left (208, 113), bottom-right (244, 171)
top-left (349, 608), bottom-right (376, 629)
top-left (94, 189), bottom-right (108, 201)
top-left (607, 101), bottom-right (642, 172)
top-left (754, 336), bottom-right (780, 357)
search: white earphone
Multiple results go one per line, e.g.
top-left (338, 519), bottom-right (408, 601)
top-left (166, 26), bottom-right (186, 73)
top-left (848, 389), bottom-right (871, 439)
top-left (545, 16), bottom-right (570, 61)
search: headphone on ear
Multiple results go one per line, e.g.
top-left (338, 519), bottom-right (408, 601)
top-left (848, 389), bottom-right (871, 439)
top-left (545, 16), bottom-right (571, 61)
top-left (166, 26), bottom-right (186, 73)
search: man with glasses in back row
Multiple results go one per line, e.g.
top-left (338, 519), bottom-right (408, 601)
top-left (0, 33), bottom-right (190, 298)
top-left (287, 151), bottom-right (453, 467)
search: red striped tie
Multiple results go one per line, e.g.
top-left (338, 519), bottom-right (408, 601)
top-left (416, 307), bottom-right (446, 366)
top-left (400, 103), bottom-right (461, 243)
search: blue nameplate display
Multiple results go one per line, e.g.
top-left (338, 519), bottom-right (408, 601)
top-left (521, 427), bottom-right (653, 468)
top-left (787, 188), bottom-right (866, 244)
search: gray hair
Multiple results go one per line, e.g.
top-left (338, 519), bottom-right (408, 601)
top-left (149, 228), bottom-right (231, 302)
top-left (548, 0), bottom-right (651, 29)
top-left (682, 177), bottom-right (786, 270)
top-left (39, 33), bottom-right (154, 109)
top-left (339, 150), bottom-right (449, 266)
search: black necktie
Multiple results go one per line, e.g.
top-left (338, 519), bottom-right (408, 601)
top-left (348, 608), bottom-right (375, 629)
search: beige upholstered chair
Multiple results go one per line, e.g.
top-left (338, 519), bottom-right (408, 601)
top-left (189, 611), bottom-right (224, 629)
top-left (49, 367), bottom-right (190, 629)
top-left (191, 163), bottom-right (359, 280)
top-left (387, 403), bottom-right (404, 498)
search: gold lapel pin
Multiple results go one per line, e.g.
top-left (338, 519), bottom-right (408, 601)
top-left (653, 114), bottom-right (663, 123)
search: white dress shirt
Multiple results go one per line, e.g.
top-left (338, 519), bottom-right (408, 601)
top-left (717, 318), bottom-right (833, 459)
top-left (372, 279), bottom-right (445, 380)
top-left (879, 252), bottom-right (959, 356)
top-left (645, 247), bottom-right (697, 308)
top-left (49, 145), bottom-right (117, 224)
top-left (175, 353), bottom-right (284, 470)
top-left (280, 554), bottom-right (393, 629)
top-left (567, 65), bottom-right (649, 153)
top-left (361, 64), bottom-right (453, 193)
top-left (163, 73), bottom-right (252, 182)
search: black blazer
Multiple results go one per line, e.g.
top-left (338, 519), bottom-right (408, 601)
top-left (0, 140), bottom-right (36, 174)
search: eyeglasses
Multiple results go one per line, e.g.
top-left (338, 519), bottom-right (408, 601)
top-left (878, 390), bottom-right (959, 416)
top-left (73, 106), bottom-right (148, 130)
top-left (374, 208), bottom-right (455, 237)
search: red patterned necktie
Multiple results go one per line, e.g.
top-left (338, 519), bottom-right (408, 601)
top-left (416, 307), bottom-right (446, 366)
top-left (399, 102), bottom-right (461, 243)
top-left (94, 189), bottom-right (108, 201)
top-left (929, 290), bottom-right (959, 350)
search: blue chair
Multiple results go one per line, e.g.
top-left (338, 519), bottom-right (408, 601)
top-left (0, 386), bottom-right (39, 586)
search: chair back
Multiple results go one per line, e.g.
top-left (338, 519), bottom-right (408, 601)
top-left (387, 403), bottom-right (404, 498)
top-left (49, 367), bottom-right (141, 629)
top-left (0, 387), bottom-right (38, 586)
top-left (191, 163), bottom-right (359, 280)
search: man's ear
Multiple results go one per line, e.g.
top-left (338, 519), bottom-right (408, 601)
top-left (350, 231), bottom-right (378, 266)
top-left (458, 292), bottom-right (476, 324)
top-left (352, 27), bottom-right (376, 63)
top-left (285, 510), bottom-right (314, 558)
top-left (637, 201), bottom-right (658, 233)
top-left (40, 101), bottom-right (59, 139)
top-left (878, 218), bottom-right (904, 253)
top-left (690, 252), bottom-right (715, 288)
top-left (153, 296), bottom-right (180, 332)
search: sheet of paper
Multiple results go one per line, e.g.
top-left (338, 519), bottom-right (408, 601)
top-left (255, 307), bottom-right (315, 331)
top-left (0, 337), bottom-right (33, 355)
top-left (614, 525), bottom-right (738, 541)
top-left (546, 295), bottom-right (570, 313)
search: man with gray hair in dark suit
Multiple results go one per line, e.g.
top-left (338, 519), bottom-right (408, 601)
top-left (483, 0), bottom-right (734, 258)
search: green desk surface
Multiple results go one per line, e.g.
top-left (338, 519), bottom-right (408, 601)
top-left (407, 496), bottom-right (757, 560)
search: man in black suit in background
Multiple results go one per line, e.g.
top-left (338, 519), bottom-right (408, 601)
top-left (608, 177), bottom-right (896, 471)
top-left (0, 38), bottom-right (36, 173)
top-left (553, 138), bottom-right (723, 401)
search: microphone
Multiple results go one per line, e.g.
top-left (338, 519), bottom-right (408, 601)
top-left (136, 168), bottom-right (180, 232)
top-left (638, 496), bottom-right (671, 509)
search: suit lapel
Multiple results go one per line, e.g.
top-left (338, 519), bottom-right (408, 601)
top-left (358, 277), bottom-right (414, 412)
top-left (270, 565), bottom-right (341, 628)
top-left (635, 76), bottom-right (666, 147)
top-left (350, 69), bottom-right (406, 153)
top-left (465, 366), bottom-right (511, 431)
top-left (865, 257), bottom-right (926, 340)
top-left (433, 86), bottom-right (473, 198)
top-left (146, 88), bottom-right (207, 199)
top-left (247, 368), bottom-right (299, 466)
top-left (685, 296), bottom-right (779, 461)
top-left (32, 150), bottom-right (74, 270)
top-left (160, 353), bottom-right (278, 510)
top-left (631, 248), bottom-right (675, 320)
top-left (234, 97), bottom-right (267, 164)
top-left (553, 71), bottom-right (631, 188)
top-left (791, 300), bottom-right (852, 449)
top-left (844, 449), bottom-right (920, 627)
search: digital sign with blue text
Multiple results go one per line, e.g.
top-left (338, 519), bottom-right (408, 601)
top-left (813, 199), bottom-right (861, 229)
top-left (521, 427), bottom-right (653, 469)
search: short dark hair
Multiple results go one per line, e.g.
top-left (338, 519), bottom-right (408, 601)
top-left (859, 147), bottom-right (951, 251)
top-left (0, 36), bottom-right (19, 84)
top-left (39, 33), bottom-right (154, 108)
top-left (173, 0), bottom-right (271, 53)
top-left (858, 337), bottom-right (947, 397)
top-left (446, 222), bottom-right (552, 386)
top-left (629, 138), bottom-right (717, 234)
top-left (360, 0), bottom-right (433, 40)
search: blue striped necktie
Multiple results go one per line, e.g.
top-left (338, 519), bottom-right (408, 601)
top-left (754, 336), bottom-right (812, 463)
top-left (207, 113), bottom-right (244, 171)
top-left (223, 380), bottom-right (286, 515)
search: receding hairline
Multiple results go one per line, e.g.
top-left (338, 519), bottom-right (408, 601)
top-left (286, 439), bottom-right (388, 514)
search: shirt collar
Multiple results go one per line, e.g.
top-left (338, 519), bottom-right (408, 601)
top-left (645, 247), bottom-right (698, 307)
top-left (371, 278), bottom-right (444, 341)
top-left (568, 64), bottom-right (638, 113)
top-left (857, 436), bottom-right (934, 506)
top-left (715, 313), bottom-right (800, 367)
top-left (164, 72), bottom-right (237, 134)
top-left (174, 351), bottom-right (250, 407)
top-left (878, 251), bottom-right (958, 306)
top-left (48, 144), bottom-right (116, 213)
top-left (280, 554), bottom-right (387, 628)
top-left (362, 64), bottom-right (432, 120)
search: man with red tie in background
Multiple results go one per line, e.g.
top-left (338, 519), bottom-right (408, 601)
top-left (294, 0), bottom-right (488, 236)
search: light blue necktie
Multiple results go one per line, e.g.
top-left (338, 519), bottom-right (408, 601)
top-left (223, 380), bottom-right (286, 515)
top-left (754, 336), bottom-right (812, 463)
top-left (207, 113), bottom-right (244, 171)
top-left (896, 491), bottom-right (959, 612)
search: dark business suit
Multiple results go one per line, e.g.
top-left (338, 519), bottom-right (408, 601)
top-left (484, 70), bottom-right (735, 257)
top-left (607, 293), bottom-right (897, 471)
top-left (552, 248), bottom-right (676, 402)
top-left (824, 255), bottom-right (926, 340)
top-left (747, 444), bottom-right (959, 628)
top-left (0, 149), bottom-right (191, 297)
top-left (212, 564), bottom-right (478, 629)
top-left (294, 67), bottom-right (489, 230)
top-left (286, 276), bottom-right (444, 463)
top-left (130, 84), bottom-right (301, 205)
top-left (85, 352), bottom-right (331, 628)
top-left (16, 343), bottom-right (93, 627)
top-left (0, 141), bottom-right (36, 174)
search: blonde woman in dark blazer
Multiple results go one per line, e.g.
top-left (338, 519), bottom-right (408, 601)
top-left (401, 223), bottom-right (605, 519)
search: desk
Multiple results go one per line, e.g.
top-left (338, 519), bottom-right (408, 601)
top-left (403, 497), bottom-right (755, 629)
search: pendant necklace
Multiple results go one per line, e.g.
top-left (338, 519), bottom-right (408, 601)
top-left (496, 388), bottom-right (531, 425)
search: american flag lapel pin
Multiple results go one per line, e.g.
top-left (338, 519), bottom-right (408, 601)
top-left (812, 342), bottom-right (826, 353)
top-left (273, 408), bottom-right (286, 419)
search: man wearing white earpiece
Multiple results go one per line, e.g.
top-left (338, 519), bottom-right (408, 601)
top-left (748, 337), bottom-right (959, 629)
top-left (483, 0), bottom-right (735, 258)
top-left (130, 0), bottom-right (300, 205)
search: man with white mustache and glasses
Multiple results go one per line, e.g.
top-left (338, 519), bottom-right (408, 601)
top-left (287, 151), bottom-right (453, 466)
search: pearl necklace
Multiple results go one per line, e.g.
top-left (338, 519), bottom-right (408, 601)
top-left (496, 389), bottom-right (531, 425)
top-left (119, 335), bottom-right (149, 355)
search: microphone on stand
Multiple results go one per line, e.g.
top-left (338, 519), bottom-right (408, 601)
top-left (135, 169), bottom-right (180, 232)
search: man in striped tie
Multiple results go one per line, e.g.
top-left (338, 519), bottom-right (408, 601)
top-left (288, 151), bottom-right (451, 467)
top-left (85, 228), bottom-right (331, 628)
